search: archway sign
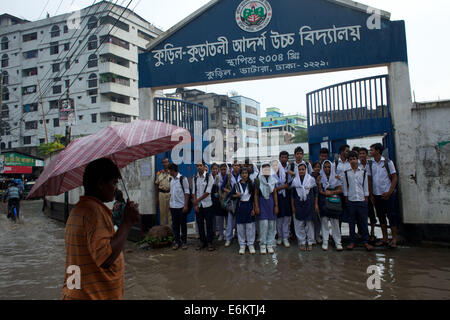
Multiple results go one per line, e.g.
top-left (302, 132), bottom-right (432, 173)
top-left (139, 0), bottom-right (407, 89)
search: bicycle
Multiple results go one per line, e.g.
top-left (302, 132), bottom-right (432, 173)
top-left (9, 200), bottom-right (19, 223)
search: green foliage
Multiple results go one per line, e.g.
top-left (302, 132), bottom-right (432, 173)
top-left (291, 129), bottom-right (309, 143)
top-left (136, 235), bottom-right (174, 247)
top-left (37, 134), bottom-right (65, 157)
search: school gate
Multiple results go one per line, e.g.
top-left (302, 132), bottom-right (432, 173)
top-left (138, 0), bottom-right (425, 240)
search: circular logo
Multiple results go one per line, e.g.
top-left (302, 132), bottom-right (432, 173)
top-left (236, 0), bottom-right (272, 33)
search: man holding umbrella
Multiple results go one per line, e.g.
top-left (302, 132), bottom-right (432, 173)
top-left (62, 158), bottom-right (140, 300)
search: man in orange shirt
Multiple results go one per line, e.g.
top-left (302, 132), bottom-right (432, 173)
top-left (62, 158), bottom-right (140, 300)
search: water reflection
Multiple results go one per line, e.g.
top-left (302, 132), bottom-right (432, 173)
top-left (1, 201), bottom-right (450, 300)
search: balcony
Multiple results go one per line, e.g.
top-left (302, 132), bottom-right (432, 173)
top-left (100, 81), bottom-right (132, 97)
top-left (99, 100), bottom-right (138, 116)
top-left (99, 43), bottom-right (136, 63)
top-left (99, 61), bottom-right (133, 79)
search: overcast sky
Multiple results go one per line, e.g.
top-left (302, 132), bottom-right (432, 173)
top-left (3, 0), bottom-right (450, 116)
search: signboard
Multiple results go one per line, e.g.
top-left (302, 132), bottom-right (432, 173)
top-left (2, 153), bottom-right (37, 167)
top-left (139, 0), bottom-right (407, 88)
top-left (0, 155), bottom-right (4, 174)
top-left (2, 166), bottom-right (33, 174)
top-left (59, 98), bottom-right (76, 125)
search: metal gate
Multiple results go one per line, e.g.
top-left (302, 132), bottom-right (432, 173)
top-left (154, 97), bottom-right (209, 224)
top-left (307, 75), bottom-right (395, 162)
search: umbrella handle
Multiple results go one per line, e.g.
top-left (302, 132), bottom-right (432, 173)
top-left (120, 177), bottom-right (130, 202)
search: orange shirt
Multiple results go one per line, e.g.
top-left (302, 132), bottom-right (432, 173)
top-left (62, 196), bottom-right (124, 300)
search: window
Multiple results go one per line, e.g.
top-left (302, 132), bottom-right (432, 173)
top-left (138, 30), bottom-right (153, 42)
top-left (53, 118), bottom-right (59, 127)
top-left (22, 85), bottom-right (37, 95)
top-left (8, 142), bottom-right (11, 149)
top-left (2, 87), bottom-right (9, 101)
top-left (211, 113), bottom-right (215, 121)
top-left (65, 60), bottom-right (70, 70)
top-left (54, 77), bottom-right (61, 82)
top-left (53, 85), bottom-right (62, 94)
top-left (65, 80), bottom-right (70, 88)
top-left (1, 54), bottom-right (8, 68)
top-left (63, 25), bottom-right (68, 33)
top-left (88, 89), bottom-right (97, 96)
top-left (1, 37), bottom-right (8, 50)
top-left (25, 121), bottom-right (38, 130)
top-left (246, 118), bottom-right (258, 127)
top-left (23, 103), bottom-right (38, 112)
top-left (245, 105), bottom-right (258, 116)
top-left (88, 35), bottom-right (97, 50)
top-left (49, 100), bottom-right (59, 109)
top-left (100, 35), bottom-right (129, 50)
top-left (91, 113), bottom-right (97, 123)
top-left (23, 33), bottom-right (37, 42)
top-left (1, 104), bottom-right (9, 118)
top-left (52, 63), bottom-right (60, 73)
top-left (23, 136), bottom-right (32, 145)
top-left (23, 50), bottom-right (38, 59)
top-left (64, 43), bottom-right (70, 51)
top-left (88, 54), bottom-right (98, 68)
top-left (2, 71), bottom-right (8, 85)
top-left (39, 139), bottom-right (45, 144)
top-left (88, 74), bottom-right (97, 88)
top-left (100, 16), bottom-right (129, 32)
top-left (1, 123), bottom-right (10, 136)
top-left (91, 96), bottom-right (97, 104)
top-left (50, 25), bottom-right (60, 38)
top-left (87, 16), bottom-right (98, 29)
top-left (22, 67), bottom-right (38, 77)
top-left (50, 42), bottom-right (59, 55)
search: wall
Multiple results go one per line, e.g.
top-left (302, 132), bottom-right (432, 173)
top-left (409, 101), bottom-right (450, 224)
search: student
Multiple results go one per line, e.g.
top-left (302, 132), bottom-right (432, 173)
top-left (231, 168), bottom-right (257, 255)
top-left (359, 147), bottom-right (377, 242)
top-left (335, 144), bottom-right (350, 228)
top-left (318, 160), bottom-right (343, 251)
top-left (255, 163), bottom-right (279, 254)
top-left (192, 161), bottom-right (216, 251)
top-left (168, 163), bottom-right (190, 250)
top-left (210, 163), bottom-right (226, 241)
top-left (368, 143), bottom-right (399, 248)
top-left (274, 155), bottom-right (291, 248)
top-left (291, 163), bottom-right (318, 251)
top-left (287, 146), bottom-right (313, 177)
top-left (319, 148), bottom-right (330, 166)
top-left (225, 161), bottom-right (241, 247)
top-left (244, 158), bottom-right (259, 182)
top-left (343, 152), bottom-right (373, 251)
top-left (311, 161), bottom-right (323, 244)
top-left (217, 163), bottom-right (231, 241)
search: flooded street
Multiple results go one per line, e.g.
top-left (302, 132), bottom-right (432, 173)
top-left (1, 201), bottom-right (450, 300)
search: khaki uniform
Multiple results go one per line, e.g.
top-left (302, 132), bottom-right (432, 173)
top-left (155, 170), bottom-right (171, 226)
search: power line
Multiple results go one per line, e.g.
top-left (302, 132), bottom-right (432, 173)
top-left (37, 0), bottom-right (51, 20)
top-left (54, 0), bottom-right (67, 16)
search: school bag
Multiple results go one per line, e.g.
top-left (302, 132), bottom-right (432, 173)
top-left (218, 173), bottom-right (232, 210)
top-left (367, 157), bottom-right (398, 191)
top-left (179, 175), bottom-right (193, 213)
top-left (224, 183), bottom-right (239, 215)
top-left (325, 187), bottom-right (343, 213)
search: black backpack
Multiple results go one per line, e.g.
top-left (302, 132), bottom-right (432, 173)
top-left (367, 157), bottom-right (397, 190)
top-left (194, 173), bottom-right (211, 199)
top-left (179, 175), bottom-right (193, 213)
top-left (344, 169), bottom-right (367, 191)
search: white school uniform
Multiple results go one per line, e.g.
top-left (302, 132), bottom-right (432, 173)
top-left (343, 168), bottom-right (369, 202)
top-left (193, 172), bottom-right (214, 208)
top-left (366, 157), bottom-right (397, 195)
top-left (169, 173), bottom-right (190, 209)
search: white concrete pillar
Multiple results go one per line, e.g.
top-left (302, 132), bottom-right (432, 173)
top-left (388, 62), bottom-right (420, 224)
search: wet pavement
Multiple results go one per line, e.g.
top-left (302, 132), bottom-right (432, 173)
top-left (1, 200), bottom-right (450, 300)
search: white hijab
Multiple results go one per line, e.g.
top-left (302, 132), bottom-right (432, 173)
top-left (273, 160), bottom-right (287, 196)
top-left (320, 160), bottom-right (342, 190)
top-left (291, 168), bottom-right (316, 201)
top-left (258, 164), bottom-right (277, 199)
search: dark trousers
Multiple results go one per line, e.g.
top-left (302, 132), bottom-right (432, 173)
top-left (347, 201), bottom-right (369, 244)
top-left (368, 200), bottom-right (377, 226)
top-left (171, 208), bottom-right (187, 245)
top-left (196, 206), bottom-right (214, 245)
top-left (374, 193), bottom-right (399, 227)
top-left (7, 199), bottom-right (20, 219)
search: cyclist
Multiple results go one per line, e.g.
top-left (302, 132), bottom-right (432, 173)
top-left (2, 181), bottom-right (22, 221)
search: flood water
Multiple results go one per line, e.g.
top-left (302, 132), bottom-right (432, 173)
top-left (1, 201), bottom-right (449, 300)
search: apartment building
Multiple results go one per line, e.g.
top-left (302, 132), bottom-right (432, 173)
top-left (0, 1), bottom-right (162, 152)
top-left (261, 107), bottom-right (307, 146)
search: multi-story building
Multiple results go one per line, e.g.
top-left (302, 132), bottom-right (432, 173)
top-left (0, 1), bottom-right (162, 154)
top-left (230, 96), bottom-right (261, 151)
top-left (168, 88), bottom-right (244, 162)
top-left (261, 107), bottom-right (307, 146)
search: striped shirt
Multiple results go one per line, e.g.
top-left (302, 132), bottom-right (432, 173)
top-left (62, 196), bottom-right (124, 300)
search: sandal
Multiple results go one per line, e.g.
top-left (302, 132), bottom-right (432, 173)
top-left (388, 241), bottom-right (397, 249)
top-left (364, 243), bottom-right (374, 251)
top-left (374, 240), bottom-right (389, 247)
top-left (300, 245), bottom-right (307, 251)
top-left (196, 243), bottom-right (207, 251)
top-left (172, 243), bottom-right (180, 250)
top-left (368, 235), bottom-right (377, 243)
top-left (182, 244), bottom-right (188, 250)
top-left (307, 245), bottom-right (313, 251)
top-left (208, 244), bottom-right (216, 252)
top-left (346, 243), bottom-right (355, 250)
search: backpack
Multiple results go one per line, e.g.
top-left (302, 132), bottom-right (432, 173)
top-left (194, 173), bottom-right (211, 198)
top-left (344, 169), bottom-right (367, 191)
top-left (367, 157), bottom-right (397, 191)
top-left (179, 175), bottom-right (193, 213)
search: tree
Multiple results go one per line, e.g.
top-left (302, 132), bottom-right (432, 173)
top-left (37, 134), bottom-right (65, 157)
top-left (291, 129), bottom-right (308, 143)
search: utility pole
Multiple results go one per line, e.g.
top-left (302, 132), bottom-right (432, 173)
top-left (63, 83), bottom-right (71, 223)
top-left (0, 72), bottom-right (3, 141)
top-left (38, 80), bottom-right (48, 144)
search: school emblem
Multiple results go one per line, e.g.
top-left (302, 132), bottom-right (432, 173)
top-left (236, 0), bottom-right (272, 33)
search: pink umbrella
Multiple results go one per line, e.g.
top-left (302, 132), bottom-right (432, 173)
top-left (27, 120), bottom-right (191, 199)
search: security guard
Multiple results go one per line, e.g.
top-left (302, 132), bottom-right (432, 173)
top-left (155, 158), bottom-right (172, 226)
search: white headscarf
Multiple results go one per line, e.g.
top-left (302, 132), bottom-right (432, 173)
top-left (273, 160), bottom-right (287, 196)
top-left (258, 163), bottom-right (277, 199)
top-left (291, 167), bottom-right (316, 201)
top-left (320, 160), bottom-right (342, 190)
